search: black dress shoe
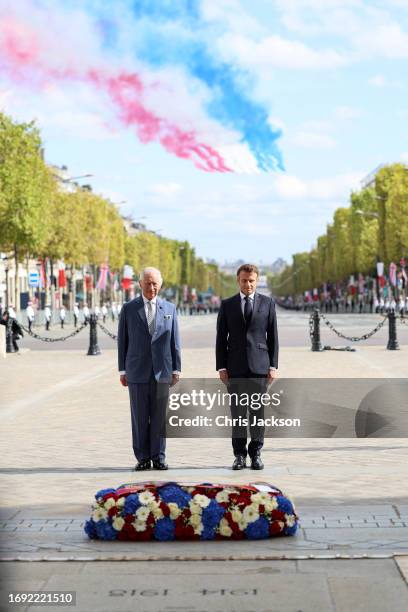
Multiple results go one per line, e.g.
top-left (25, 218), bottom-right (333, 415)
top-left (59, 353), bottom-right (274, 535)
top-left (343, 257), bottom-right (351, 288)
top-left (134, 459), bottom-right (151, 471)
top-left (232, 455), bottom-right (246, 470)
top-left (152, 459), bottom-right (168, 470)
top-left (250, 455), bottom-right (264, 470)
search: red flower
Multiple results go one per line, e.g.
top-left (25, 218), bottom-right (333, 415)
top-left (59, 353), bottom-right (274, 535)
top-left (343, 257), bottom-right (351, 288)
top-left (124, 514), bottom-right (134, 523)
top-left (270, 521), bottom-right (283, 535)
top-left (271, 510), bottom-right (286, 521)
top-left (258, 504), bottom-right (265, 514)
top-left (175, 524), bottom-right (195, 539)
top-left (103, 493), bottom-right (116, 502)
top-left (229, 493), bottom-right (240, 504)
top-left (108, 507), bottom-right (119, 518)
top-left (121, 523), bottom-right (137, 540)
top-left (159, 502), bottom-right (170, 517)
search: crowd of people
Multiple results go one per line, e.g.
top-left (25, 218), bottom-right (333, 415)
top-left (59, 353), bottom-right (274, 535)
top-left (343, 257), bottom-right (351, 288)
top-left (278, 293), bottom-right (408, 315)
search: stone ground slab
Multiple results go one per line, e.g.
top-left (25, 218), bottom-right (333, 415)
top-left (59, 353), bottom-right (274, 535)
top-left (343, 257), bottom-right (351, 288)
top-left (1, 559), bottom-right (408, 612)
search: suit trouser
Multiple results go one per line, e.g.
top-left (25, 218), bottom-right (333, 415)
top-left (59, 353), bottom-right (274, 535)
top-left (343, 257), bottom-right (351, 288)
top-left (128, 374), bottom-right (169, 462)
top-left (228, 373), bottom-right (268, 458)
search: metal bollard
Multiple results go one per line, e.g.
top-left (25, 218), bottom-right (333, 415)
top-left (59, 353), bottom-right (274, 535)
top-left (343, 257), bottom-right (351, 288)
top-left (311, 308), bottom-right (324, 351)
top-left (87, 314), bottom-right (101, 356)
top-left (386, 310), bottom-right (400, 350)
top-left (6, 318), bottom-right (16, 353)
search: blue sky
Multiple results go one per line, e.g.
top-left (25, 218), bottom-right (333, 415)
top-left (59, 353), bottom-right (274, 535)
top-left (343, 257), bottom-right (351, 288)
top-left (0, 0), bottom-right (407, 265)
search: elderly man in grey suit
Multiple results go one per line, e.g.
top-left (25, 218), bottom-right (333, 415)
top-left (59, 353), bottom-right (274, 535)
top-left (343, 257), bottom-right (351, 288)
top-left (118, 267), bottom-right (181, 471)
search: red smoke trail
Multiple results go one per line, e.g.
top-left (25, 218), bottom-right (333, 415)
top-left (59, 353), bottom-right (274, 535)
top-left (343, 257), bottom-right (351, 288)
top-left (0, 17), bottom-right (231, 173)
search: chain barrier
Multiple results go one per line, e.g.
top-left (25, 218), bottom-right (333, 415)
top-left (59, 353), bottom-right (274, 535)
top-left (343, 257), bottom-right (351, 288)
top-left (20, 322), bottom-right (88, 343)
top-left (97, 321), bottom-right (118, 340)
top-left (319, 312), bottom-right (387, 342)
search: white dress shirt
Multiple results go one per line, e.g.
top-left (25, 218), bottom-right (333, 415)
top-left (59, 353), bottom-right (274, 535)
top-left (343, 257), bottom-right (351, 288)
top-left (240, 290), bottom-right (254, 316)
top-left (219, 292), bottom-right (277, 372)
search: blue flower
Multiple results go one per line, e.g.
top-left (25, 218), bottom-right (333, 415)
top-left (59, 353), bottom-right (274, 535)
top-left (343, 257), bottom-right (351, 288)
top-left (201, 525), bottom-right (216, 540)
top-left (124, 494), bottom-right (141, 515)
top-left (95, 488), bottom-right (116, 500)
top-left (154, 517), bottom-right (175, 541)
top-left (276, 496), bottom-right (293, 514)
top-left (157, 484), bottom-right (192, 507)
top-left (84, 519), bottom-right (97, 539)
top-left (95, 519), bottom-right (117, 540)
top-left (202, 500), bottom-right (225, 528)
top-left (245, 516), bottom-right (270, 540)
top-left (284, 523), bottom-right (298, 536)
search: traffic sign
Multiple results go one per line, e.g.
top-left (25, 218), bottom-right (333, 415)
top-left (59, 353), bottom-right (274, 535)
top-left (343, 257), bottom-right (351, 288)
top-left (28, 271), bottom-right (39, 287)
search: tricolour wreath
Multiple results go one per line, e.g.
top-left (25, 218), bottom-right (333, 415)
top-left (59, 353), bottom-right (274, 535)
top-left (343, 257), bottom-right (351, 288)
top-left (85, 481), bottom-right (298, 541)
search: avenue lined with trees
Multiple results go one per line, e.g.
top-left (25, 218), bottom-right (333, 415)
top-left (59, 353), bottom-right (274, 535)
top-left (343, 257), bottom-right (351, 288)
top-left (0, 112), bottom-right (235, 310)
top-left (269, 163), bottom-right (408, 301)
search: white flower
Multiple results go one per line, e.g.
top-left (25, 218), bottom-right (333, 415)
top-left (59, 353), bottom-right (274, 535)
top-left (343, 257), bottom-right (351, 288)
top-left (189, 501), bottom-right (203, 515)
top-left (136, 506), bottom-right (150, 521)
top-left (151, 506), bottom-right (164, 519)
top-left (116, 496), bottom-right (126, 508)
top-left (219, 518), bottom-right (232, 537)
top-left (285, 514), bottom-right (296, 527)
top-left (133, 519), bottom-right (147, 532)
top-left (231, 509), bottom-right (242, 523)
top-left (103, 497), bottom-right (116, 510)
top-left (215, 490), bottom-right (230, 503)
top-left (238, 518), bottom-right (248, 531)
top-left (168, 503), bottom-right (181, 519)
top-left (251, 492), bottom-right (270, 504)
top-left (92, 507), bottom-right (108, 522)
top-left (189, 513), bottom-right (202, 528)
top-left (193, 524), bottom-right (203, 536)
top-left (243, 504), bottom-right (260, 524)
top-left (264, 497), bottom-right (278, 512)
top-left (193, 494), bottom-right (211, 508)
top-left (112, 516), bottom-right (125, 531)
top-left (139, 491), bottom-right (155, 505)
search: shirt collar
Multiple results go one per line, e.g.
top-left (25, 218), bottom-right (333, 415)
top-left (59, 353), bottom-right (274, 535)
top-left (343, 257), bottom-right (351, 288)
top-left (240, 291), bottom-right (255, 300)
top-left (142, 294), bottom-right (157, 306)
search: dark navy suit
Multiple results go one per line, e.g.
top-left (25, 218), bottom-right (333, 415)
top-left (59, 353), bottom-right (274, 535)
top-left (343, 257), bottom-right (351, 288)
top-left (216, 292), bottom-right (279, 458)
top-left (118, 296), bottom-right (181, 462)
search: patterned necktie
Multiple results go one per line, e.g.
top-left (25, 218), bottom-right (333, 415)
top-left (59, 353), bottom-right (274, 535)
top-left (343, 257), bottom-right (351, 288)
top-left (244, 295), bottom-right (253, 323)
top-left (146, 301), bottom-right (155, 335)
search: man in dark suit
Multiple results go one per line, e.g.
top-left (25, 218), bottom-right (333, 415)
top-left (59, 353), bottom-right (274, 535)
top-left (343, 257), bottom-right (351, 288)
top-left (216, 264), bottom-right (278, 470)
top-left (118, 267), bottom-right (181, 471)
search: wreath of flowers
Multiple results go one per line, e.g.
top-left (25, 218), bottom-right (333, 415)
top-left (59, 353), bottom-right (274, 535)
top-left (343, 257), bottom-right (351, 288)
top-left (84, 482), bottom-right (298, 541)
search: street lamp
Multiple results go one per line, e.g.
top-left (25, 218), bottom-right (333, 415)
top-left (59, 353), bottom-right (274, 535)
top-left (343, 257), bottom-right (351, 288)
top-left (0, 254), bottom-right (9, 308)
top-left (61, 174), bottom-right (93, 183)
top-left (355, 209), bottom-right (379, 218)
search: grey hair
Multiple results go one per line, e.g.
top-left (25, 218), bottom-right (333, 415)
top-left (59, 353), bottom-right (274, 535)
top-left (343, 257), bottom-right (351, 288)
top-left (139, 267), bottom-right (163, 282)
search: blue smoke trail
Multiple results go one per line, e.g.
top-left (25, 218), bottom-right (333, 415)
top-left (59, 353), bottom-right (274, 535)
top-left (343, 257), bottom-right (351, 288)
top-left (87, 0), bottom-right (284, 170)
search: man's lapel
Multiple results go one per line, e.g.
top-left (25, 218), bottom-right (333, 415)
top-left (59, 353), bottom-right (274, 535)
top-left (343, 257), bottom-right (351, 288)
top-left (248, 292), bottom-right (262, 329)
top-left (234, 293), bottom-right (245, 325)
top-left (151, 298), bottom-right (165, 342)
top-left (136, 296), bottom-right (148, 330)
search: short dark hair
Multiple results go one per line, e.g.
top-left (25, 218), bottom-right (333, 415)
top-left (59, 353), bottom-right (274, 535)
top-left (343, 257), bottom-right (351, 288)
top-left (236, 264), bottom-right (259, 277)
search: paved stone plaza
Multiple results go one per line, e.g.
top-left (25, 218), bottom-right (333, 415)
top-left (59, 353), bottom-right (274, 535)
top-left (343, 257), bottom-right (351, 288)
top-left (1, 311), bottom-right (407, 610)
